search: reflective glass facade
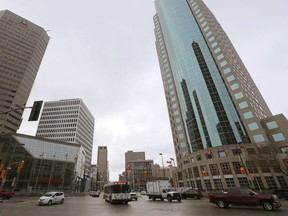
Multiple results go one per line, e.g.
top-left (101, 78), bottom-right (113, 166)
top-left (0, 134), bottom-right (81, 192)
top-left (154, 0), bottom-right (272, 159)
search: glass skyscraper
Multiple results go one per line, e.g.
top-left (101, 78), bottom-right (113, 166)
top-left (154, 0), bottom-right (288, 189)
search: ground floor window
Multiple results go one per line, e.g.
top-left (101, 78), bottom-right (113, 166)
top-left (213, 179), bottom-right (223, 190)
top-left (253, 177), bottom-right (264, 191)
top-left (204, 179), bottom-right (212, 191)
top-left (225, 178), bottom-right (236, 188)
top-left (277, 176), bottom-right (288, 188)
top-left (196, 180), bottom-right (203, 190)
top-left (265, 176), bottom-right (277, 189)
top-left (238, 177), bottom-right (249, 188)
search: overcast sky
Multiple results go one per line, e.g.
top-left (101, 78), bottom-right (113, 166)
top-left (1, 0), bottom-right (287, 181)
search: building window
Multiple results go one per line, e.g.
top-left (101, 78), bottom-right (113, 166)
top-left (272, 133), bottom-right (285, 142)
top-left (239, 101), bottom-right (248, 109)
top-left (204, 180), bottom-right (212, 191)
top-left (235, 92), bottom-right (244, 99)
top-left (248, 122), bottom-right (259, 131)
top-left (208, 36), bottom-right (215, 42)
top-left (213, 179), bottom-right (223, 191)
top-left (223, 67), bottom-right (231, 74)
top-left (231, 83), bottom-right (239, 90)
top-left (218, 151), bottom-right (227, 158)
top-left (206, 31), bottom-right (212, 37)
top-left (214, 47), bottom-right (221, 54)
top-left (253, 134), bottom-right (265, 143)
top-left (196, 155), bottom-right (202, 161)
top-left (277, 176), bottom-right (288, 188)
top-left (221, 163), bottom-right (230, 171)
top-left (280, 146), bottom-right (288, 153)
top-left (243, 111), bottom-right (253, 119)
top-left (227, 75), bottom-right (235, 82)
top-left (220, 60), bottom-right (227, 67)
top-left (266, 121), bottom-right (278, 129)
top-left (232, 149), bottom-right (242, 156)
top-left (264, 176), bottom-right (277, 189)
top-left (225, 178), bottom-right (236, 188)
top-left (238, 177), bottom-right (249, 188)
top-left (217, 54), bottom-right (224, 60)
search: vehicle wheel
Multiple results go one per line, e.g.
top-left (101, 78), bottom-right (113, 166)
top-left (178, 197), bottom-right (181, 202)
top-left (216, 200), bottom-right (227, 208)
top-left (262, 201), bottom-right (274, 211)
top-left (48, 200), bottom-right (52, 206)
top-left (167, 196), bottom-right (172, 202)
top-left (135, 198), bottom-right (138, 201)
top-left (60, 199), bottom-right (64, 204)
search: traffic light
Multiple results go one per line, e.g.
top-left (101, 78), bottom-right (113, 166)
top-left (202, 170), bottom-right (207, 176)
top-left (0, 169), bottom-right (6, 179)
top-left (240, 167), bottom-right (245, 174)
top-left (17, 160), bottom-right (25, 173)
top-left (28, 101), bottom-right (43, 121)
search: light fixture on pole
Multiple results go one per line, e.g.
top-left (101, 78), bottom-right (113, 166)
top-left (159, 153), bottom-right (165, 179)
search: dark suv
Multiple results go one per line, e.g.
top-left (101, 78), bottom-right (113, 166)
top-left (181, 189), bottom-right (203, 199)
top-left (273, 189), bottom-right (288, 199)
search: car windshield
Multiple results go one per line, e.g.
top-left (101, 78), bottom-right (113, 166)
top-left (248, 189), bottom-right (258, 195)
top-left (43, 193), bottom-right (53, 197)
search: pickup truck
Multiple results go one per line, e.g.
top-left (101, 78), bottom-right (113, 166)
top-left (209, 187), bottom-right (281, 211)
top-left (0, 190), bottom-right (15, 200)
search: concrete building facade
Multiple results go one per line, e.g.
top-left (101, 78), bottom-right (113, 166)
top-left (0, 10), bottom-right (49, 133)
top-left (35, 99), bottom-right (95, 175)
top-left (96, 146), bottom-right (108, 189)
top-left (154, 0), bottom-right (288, 190)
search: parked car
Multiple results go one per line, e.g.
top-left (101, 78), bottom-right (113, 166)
top-left (0, 190), bottom-right (15, 200)
top-left (140, 191), bottom-right (147, 195)
top-left (273, 189), bottom-right (288, 199)
top-left (181, 189), bottom-right (203, 200)
top-left (38, 192), bottom-right (65, 206)
top-left (91, 191), bottom-right (101, 197)
top-left (130, 191), bottom-right (138, 201)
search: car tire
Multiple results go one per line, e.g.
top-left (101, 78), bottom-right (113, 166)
top-left (216, 200), bottom-right (227, 208)
top-left (178, 197), bottom-right (181, 202)
top-left (167, 196), bottom-right (172, 202)
top-left (48, 200), bottom-right (52, 206)
top-left (262, 201), bottom-right (274, 211)
top-left (60, 199), bottom-right (64, 204)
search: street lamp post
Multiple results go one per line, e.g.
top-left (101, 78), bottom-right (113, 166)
top-left (159, 153), bottom-right (165, 179)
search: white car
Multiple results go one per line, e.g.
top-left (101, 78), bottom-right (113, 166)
top-left (38, 192), bottom-right (65, 206)
top-left (130, 192), bottom-right (138, 201)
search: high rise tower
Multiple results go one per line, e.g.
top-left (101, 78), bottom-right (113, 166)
top-left (0, 10), bottom-right (49, 133)
top-left (97, 146), bottom-right (108, 189)
top-left (36, 99), bottom-right (95, 173)
top-left (154, 0), bottom-right (288, 189)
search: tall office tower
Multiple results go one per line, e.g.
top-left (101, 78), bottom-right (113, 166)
top-left (0, 10), bottom-right (49, 133)
top-left (97, 146), bottom-right (108, 189)
top-left (36, 99), bottom-right (95, 173)
top-left (154, 0), bottom-right (288, 189)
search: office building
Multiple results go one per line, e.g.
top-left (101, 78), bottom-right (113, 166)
top-left (0, 10), bottom-right (49, 133)
top-left (36, 99), bottom-right (95, 174)
top-left (0, 133), bottom-right (84, 192)
top-left (96, 146), bottom-right (108, 189)
top-left (154, 0), bottom-right (288, 190)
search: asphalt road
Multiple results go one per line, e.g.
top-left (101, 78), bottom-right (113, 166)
top-left (0, 195), bottom-right (287, 216)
